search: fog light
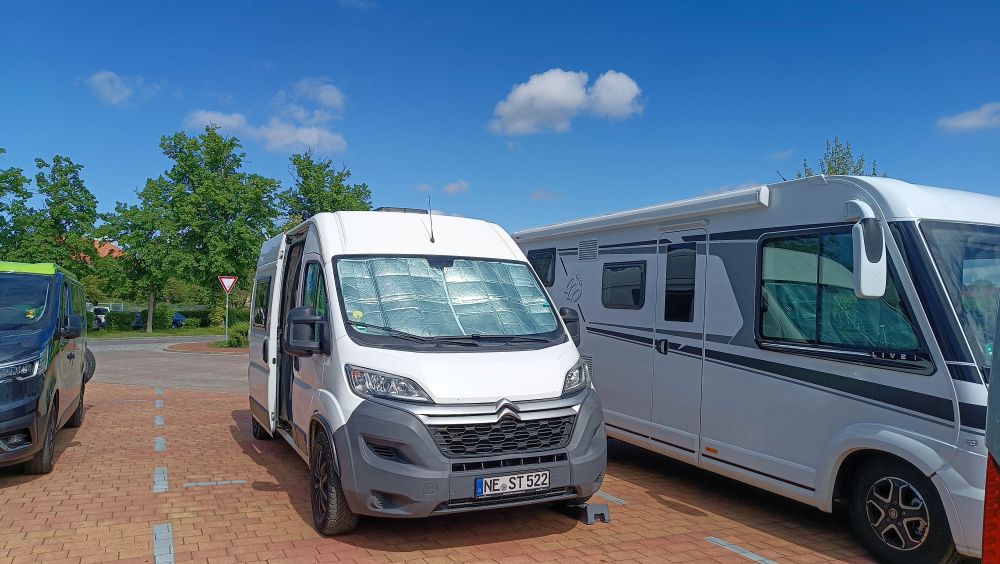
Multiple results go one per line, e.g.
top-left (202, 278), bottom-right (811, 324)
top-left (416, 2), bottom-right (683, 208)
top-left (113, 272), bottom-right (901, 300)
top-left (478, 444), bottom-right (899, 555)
top-left (0, 430), bottom-right (30, 450)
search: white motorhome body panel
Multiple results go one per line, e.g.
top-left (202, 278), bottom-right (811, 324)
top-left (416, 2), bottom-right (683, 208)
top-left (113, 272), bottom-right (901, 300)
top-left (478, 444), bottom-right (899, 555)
top-left (249, 233), bottom-right (286, 434)
top-left (515, 175), bottom-right (994, 557)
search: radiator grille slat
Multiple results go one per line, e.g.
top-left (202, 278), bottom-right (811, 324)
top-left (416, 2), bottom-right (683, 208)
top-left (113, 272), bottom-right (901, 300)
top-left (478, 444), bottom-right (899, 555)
top-left (429, 415), bottom-right (576, 458)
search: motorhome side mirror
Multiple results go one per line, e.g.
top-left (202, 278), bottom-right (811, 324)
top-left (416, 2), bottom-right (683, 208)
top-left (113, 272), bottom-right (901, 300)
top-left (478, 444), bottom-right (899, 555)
top-left (559, 307), bottom-right (581, 346)
top-left (61, 314), bottom-right (83, 339)
top-left (852, 217), bottom-right (887, 299)
top-left (283, 306), bottom-right (326, 357)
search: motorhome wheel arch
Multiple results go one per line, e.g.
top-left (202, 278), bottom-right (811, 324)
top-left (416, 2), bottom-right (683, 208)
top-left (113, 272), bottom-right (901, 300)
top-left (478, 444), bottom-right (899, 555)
top-left (514, 175), bottom-right (992, 563)
top-left (248, 210), bottom-right (607, 535)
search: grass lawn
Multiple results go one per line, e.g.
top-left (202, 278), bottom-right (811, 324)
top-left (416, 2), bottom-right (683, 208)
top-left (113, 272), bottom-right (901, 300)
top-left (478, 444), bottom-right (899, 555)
top-left (88, 326), bottom-right (225, 339)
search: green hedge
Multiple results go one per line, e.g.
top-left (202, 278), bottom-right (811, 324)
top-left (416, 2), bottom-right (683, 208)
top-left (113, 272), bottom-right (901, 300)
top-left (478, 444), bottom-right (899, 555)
top-left (226, 322), bottom-right (250, 348)
top-left (182, 317), bottom-right (202, 328)
top-left (139, 307), bottom-right (174, 330)
top-left (210, 305), bottom-right (250, 327)
top-left (183, 310), bottom-right (213, 327)
top-left (107, 311), bottom-right (136, 330)
top-left (86, 311), bottom-right (97, 330)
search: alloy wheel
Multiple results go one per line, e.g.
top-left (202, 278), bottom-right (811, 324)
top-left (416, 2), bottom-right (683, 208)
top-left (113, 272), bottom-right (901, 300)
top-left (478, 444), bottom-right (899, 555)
top-left (864, 476), bottom-right (930, 551)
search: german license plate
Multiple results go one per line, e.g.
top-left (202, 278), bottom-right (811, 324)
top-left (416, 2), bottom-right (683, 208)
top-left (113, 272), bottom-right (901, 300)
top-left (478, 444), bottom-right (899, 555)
top-left (475, 471), bottom-right (549, 497)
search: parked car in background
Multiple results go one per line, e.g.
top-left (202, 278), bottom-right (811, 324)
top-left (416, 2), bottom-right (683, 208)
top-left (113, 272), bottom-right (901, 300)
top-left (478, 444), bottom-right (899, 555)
top-left (0, 262), bottom-right (90, 474)
top-left (171, 312), bottom-right (186, 328)
top-left (91, 306), bottom-right (109, 330)
top-left (131, 312), bottom-right (143, 330)
top-left (516, 175), bottom-right (993, 563)
top-left (248, 209), bottom-right (606, 535)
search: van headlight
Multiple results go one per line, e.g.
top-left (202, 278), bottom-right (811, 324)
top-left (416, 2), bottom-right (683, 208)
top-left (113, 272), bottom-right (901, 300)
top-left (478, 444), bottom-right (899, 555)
top-left (346, 365), bottom-right (432, 403)
top-left (562, 358), bottom-right (591, 396)
top-left (0, 358), bottom-right (41, 384)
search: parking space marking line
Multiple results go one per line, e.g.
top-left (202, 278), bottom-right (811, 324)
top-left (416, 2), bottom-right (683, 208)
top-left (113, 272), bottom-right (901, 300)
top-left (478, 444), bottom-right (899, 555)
top-left (154, 415), bottom-right (164, 426)
top-left (594, 490), bottom-right (627, 505)
top-left (182, 479), bottom-right (248, 488)
top-left (152, 522), bottom-right (174, 564)
top-left (153, 467), bottom-right (169, 493)
top-left (704, 537), bottom-right (778, 564)
top-left (110, 399), bottom-right (148, 403)
top-left (155, 399), bottom-right (164, 408)
top-left (155, 387), bottom-right (163, 395)
top-left (154, 437), bottom-right (166, 452)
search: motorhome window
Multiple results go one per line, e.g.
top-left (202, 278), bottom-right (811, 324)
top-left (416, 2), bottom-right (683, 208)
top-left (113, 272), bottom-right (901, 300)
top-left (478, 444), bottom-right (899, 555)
top-left (527, 248), bottom-right (556, 286)
top-left (760, 231), bottom-right (921, 352)
top-left (602, 261), bottom-right (646, 310)
top-left (335, 256), bottom-right (560, 339)
top-left (251, 277), bottom-right (271, 328)
top-left (0, 274), bottom-right (52, 331)
top-left (922, 220), bottom-right (1000, 374)
top-left (664, 243), bottom-right (696, 322)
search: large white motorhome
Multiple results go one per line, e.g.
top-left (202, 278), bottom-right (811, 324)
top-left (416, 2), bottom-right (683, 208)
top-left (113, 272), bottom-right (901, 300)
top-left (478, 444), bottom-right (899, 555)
top-left (514, 176), bottom-right (993, 563)
top-left (248, 209), bottom-right (606, 535)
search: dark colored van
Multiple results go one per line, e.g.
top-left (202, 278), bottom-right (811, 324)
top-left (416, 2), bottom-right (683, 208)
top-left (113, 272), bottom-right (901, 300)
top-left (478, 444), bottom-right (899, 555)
top-left (0, 261), bottom-right (92, 474)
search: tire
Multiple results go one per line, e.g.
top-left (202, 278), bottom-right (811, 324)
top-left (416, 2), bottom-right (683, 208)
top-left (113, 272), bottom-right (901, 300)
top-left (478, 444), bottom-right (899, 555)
top-left (309, 429), bottom-right (359, 535)
top-left (251, 418), bottom-right (273, 440)
top-left (83, 348), bottom-right (96, 383)
top-left (848, 458), bottom-right (961, 564)
top-left (65, 383), bottom-right (85, 428)
top-left (23, 408), bottom-right (57, 475)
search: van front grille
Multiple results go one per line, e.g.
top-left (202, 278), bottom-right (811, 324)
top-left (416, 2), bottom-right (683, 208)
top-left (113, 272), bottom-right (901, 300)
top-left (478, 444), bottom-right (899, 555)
top-left (435, 487), bottom-right (575, 511)
top-left (451, 452), bottom-right (567, 473)
top-left (428, 415), bottom-right (575, 458)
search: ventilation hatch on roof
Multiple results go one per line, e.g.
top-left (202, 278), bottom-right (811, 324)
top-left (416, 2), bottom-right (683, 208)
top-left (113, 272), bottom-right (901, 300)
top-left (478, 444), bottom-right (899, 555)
top-left (578, 240), bottom-right (598, 261)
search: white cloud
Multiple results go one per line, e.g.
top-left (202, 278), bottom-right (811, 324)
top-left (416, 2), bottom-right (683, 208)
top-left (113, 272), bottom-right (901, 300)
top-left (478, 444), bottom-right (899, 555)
top-left (415, 183), bottom-right (434, 192)
top-left (937, 102), bottom-right (1000, 132)
top-left (587, 70), bottom-right (643, 118)
top-left (442, 179), bottom-right (469, 195)
top-left (293, 77), bottom-right (346, 110)
top-left (86, 70), bottom-right (159, 106)
top-left (530, 189), bottom-right (561, 201)
top-left (770, 149), bottom-right (793, 159)
top-left (183, 111), bottom-right (346, 153)
top-left (489, 68), bottom-right (643, 135)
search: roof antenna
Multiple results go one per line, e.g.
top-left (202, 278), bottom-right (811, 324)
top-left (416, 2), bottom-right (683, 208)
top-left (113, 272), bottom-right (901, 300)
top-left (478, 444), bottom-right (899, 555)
top-left (776, 170), bottom-right (788, 182)
top-left (427, 195), bottom-right (435, 243)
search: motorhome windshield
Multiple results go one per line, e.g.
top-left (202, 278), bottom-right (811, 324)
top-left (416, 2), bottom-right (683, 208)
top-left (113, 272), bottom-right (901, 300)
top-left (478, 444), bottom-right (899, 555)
top-left (0, 274), bottom-right (52, 332)
top-left (922, 220), bottom-right (1000, 378)
top-left (335, 256), bottom-right (562, 347)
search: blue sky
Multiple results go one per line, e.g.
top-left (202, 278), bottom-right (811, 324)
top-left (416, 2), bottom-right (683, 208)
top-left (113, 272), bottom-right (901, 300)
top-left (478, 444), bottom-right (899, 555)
top-left (2, 1), bottom-right (999, 232)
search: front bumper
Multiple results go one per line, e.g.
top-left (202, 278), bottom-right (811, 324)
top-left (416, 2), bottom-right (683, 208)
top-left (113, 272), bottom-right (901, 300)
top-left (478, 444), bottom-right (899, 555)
top-left (333, 388), bottom-right (607, 517)
top-left (0, 389), bottom-right (43, 467)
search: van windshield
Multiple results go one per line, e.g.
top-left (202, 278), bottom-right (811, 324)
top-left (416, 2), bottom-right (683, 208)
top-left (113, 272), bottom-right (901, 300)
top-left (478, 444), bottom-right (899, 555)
top-left (0, 274), bottom-right (53, 332)
top-left (335, 256), bottom-right (562, 347)
top-left (922, 221), bottom-right (1000, 378)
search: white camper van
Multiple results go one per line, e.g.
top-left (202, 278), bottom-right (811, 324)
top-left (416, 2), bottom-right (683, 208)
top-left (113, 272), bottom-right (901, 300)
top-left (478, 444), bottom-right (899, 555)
top-left (247, 209), bottom-right (606, 535)
top-left (514, 176), bottom-right (992, 563)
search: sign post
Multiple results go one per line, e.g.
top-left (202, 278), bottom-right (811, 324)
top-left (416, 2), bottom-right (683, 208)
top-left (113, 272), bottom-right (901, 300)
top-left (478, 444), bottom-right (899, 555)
top-left (217, 275), bottom-right (238, 341)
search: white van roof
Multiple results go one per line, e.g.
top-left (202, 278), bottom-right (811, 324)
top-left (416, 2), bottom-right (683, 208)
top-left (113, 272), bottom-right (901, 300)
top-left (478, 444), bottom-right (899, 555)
top-left (260, 210), bottom-right (524, 265)
top-left (513, 175), bottom-right (1000, 242)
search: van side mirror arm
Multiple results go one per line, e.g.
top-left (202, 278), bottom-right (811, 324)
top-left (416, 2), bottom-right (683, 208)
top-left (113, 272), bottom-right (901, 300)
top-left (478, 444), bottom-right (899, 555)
top-left (559, 307), bottom-right (581, 346)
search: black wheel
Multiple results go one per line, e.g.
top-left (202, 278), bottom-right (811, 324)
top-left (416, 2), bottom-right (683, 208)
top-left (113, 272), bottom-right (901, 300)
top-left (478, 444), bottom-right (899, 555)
top-left (251, 418), bottom-right (273, 440)
top-left (65, 383), bottom-right (85, 428)
top-left (83, 348), bottom-right (96, 383)
top-left (849, 459), bottom-right (960, 564)
top-left (23, 408), bottom-right (57, 475)
top-left (309, 429), bottom-right (358, 535)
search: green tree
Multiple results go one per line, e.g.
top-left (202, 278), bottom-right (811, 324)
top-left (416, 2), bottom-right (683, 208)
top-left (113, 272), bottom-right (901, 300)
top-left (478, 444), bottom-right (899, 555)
top-left (798, 137), bottom-right (886, 178)
top-left (280, 150), bottom-right (371, 225)
top-left (0, 153), bottom-right (98, 275)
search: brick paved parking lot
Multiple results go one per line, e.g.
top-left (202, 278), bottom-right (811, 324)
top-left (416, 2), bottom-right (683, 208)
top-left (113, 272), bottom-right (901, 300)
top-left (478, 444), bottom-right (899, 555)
top-left (0, 343), bottom-right (877, 564)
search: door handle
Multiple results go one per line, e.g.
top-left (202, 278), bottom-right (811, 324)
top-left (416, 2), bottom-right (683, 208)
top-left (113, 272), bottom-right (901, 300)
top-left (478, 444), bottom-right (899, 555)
top-left (263, 340), bottom-right (268, 362)
top-left (655, 339), bottom-right (669, 355)
top-left (67, 352), bottom-right (76, 360)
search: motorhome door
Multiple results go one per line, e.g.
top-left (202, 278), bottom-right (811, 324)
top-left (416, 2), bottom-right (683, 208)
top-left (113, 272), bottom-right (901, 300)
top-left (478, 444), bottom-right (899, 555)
top-left (248, 237), bottom-right (287, 435)
top-left (651, 228), bottom-right (707, 462)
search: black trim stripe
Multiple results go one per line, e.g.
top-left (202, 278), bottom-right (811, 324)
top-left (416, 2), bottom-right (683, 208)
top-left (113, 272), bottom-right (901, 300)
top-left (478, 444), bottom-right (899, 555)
top-left (600, 246), bottom-right (657, 255)
top-left (585, 326), bottom-right (652, 346)
top-left (703, 454), bottom-right (815, 491)
top-left (683, 221), bottom-right (851, 242)
top-left (599, 240), bottom-right (657, 249)
top-left (557, 247), bottom-right (576, 252)
top-left (947, 363), bottom-right (984, 384)
top-left (668, 341), bottom-right (703, 357)
top-left (705, 349), bottom-right (955, 423)
top-left (558, 256), bottom-right (568, 276)
top-left (577, 304), bottom-right (586, 322)
top-left (605, 422), bottom-right (696, 454)
top-left (959, 402), bottom-right (987, 431)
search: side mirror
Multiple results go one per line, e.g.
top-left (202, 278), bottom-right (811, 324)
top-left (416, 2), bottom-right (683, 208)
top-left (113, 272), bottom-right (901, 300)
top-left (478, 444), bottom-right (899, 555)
top-left (559, 307), bottom-right (581, 346)
top-left (845, 200), bottom-right (887, 300)
top-left (61, 314), bottom-right (83, 339)
top-left (283, 306), bottom-right (326, 357)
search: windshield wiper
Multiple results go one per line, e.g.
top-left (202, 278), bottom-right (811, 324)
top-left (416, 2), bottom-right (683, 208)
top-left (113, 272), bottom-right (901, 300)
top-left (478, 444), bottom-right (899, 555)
top-left (347, 321), bottom-right (479, 346)
top-left (444, 334), bottom-right (551, 344)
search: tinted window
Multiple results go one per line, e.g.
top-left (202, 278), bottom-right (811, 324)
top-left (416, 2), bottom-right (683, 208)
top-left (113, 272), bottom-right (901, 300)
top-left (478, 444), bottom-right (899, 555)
top-left (602, 261), bottom-right (646, 309)
top-left (303, 263), bottom-right (328, 340)
top-left (760, 230), bottom-right (921, 351)
top-left (665, 243), bottom-right (697, 322)
top-left (252, 277), bottom-right (271, 329)
top-left (527, 248), bottom-right (556, 286)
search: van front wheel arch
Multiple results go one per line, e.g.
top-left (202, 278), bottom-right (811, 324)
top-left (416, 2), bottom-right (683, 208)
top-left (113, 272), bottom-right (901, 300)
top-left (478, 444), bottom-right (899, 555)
top-left (309, 427), bottom-right (358, 535)
top-left (848, 457), bottom-right (960, 564)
